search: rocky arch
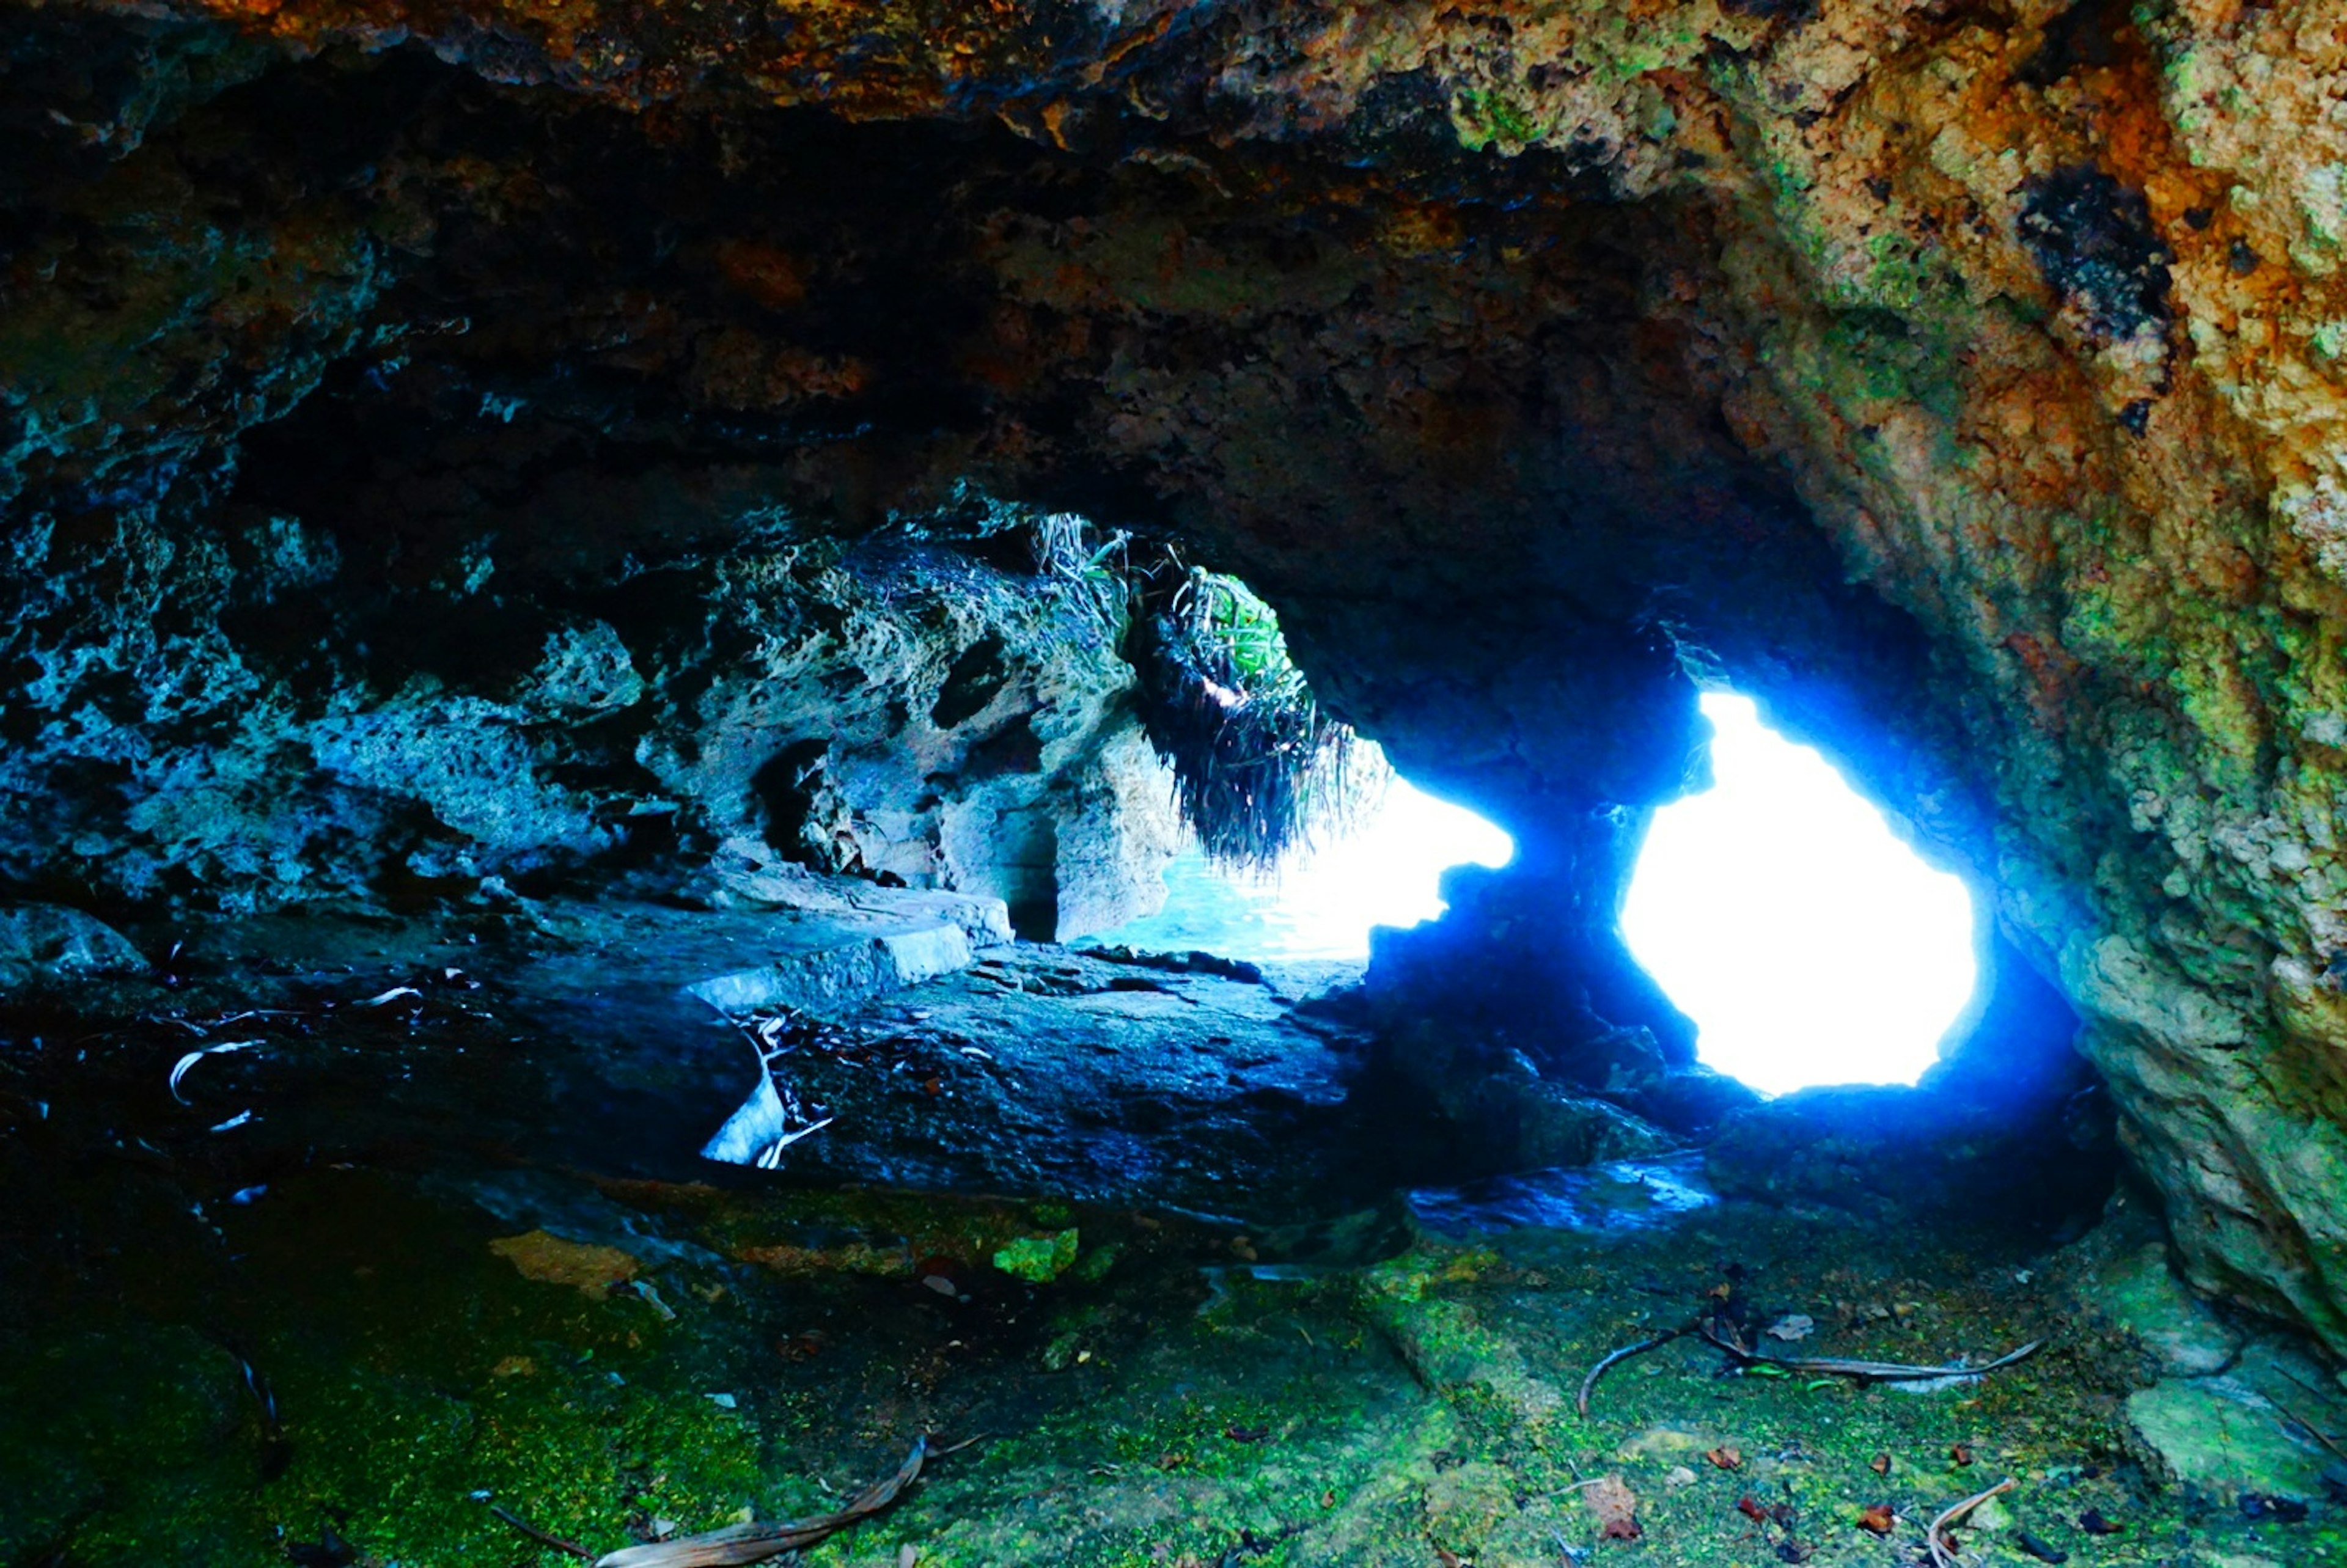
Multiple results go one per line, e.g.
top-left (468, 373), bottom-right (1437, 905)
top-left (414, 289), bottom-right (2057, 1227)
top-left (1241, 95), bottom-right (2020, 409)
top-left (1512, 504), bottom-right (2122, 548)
top-left (2, 0), bottom-right (2344, 1364)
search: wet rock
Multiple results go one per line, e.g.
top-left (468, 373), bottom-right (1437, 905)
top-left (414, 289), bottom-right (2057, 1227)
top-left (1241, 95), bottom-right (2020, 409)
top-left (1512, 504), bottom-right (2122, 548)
top-left (1620, 1065), bottom-right (1764, 1137)
top-left (1500, 1083), bottom-right (1676, 1169)
top-left (1406, 1155), bottom-right (1718, 1239)
top-left (1706, 1082), bottom-right (2111, 1226)
top-left (1368, 1022), bottom-right (1677, 1180)
top-left (0, 904), bottom-right (145, 989)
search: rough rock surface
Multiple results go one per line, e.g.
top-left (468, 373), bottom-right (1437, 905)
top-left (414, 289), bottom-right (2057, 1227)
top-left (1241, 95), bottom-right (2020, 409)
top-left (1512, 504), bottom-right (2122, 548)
top-left (0, 489), bottom-right (1178, 936)
top-left (0, 904), bottom-right (145, 989)
top-left (5, 0), bottom-right (2347, 1352)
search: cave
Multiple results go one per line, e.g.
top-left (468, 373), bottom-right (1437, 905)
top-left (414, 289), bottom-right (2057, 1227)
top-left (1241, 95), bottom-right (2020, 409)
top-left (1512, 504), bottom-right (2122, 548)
top-left (4, 2), bottom-right (2347, 1563)
top-left (1622, 689), bottom-right (1982, 1094)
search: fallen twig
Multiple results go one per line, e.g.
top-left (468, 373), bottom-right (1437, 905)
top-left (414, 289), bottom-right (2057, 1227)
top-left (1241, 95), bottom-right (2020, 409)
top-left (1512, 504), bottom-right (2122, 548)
top-left (167, 1040), bottom-right (260, 1104)
top-left (595, 1437), bottom-right (925, 1568)
top-left (1926, 1477), bottom-right (2015, 1568)
top-left (1700, 1322), bottom-right (2042, 1383)
top-left (1578, 1322), bottom-right (1695, 1418)
top-left (2269, 1393), bottom-right (2347, 1466)
top-left (488, 1504), bottom-right (593, 1560)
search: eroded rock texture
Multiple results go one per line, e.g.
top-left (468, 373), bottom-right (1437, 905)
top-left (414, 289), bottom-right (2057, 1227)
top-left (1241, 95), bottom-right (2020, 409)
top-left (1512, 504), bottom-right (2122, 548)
top-left (4, 0), bottom-right (2346, 1348)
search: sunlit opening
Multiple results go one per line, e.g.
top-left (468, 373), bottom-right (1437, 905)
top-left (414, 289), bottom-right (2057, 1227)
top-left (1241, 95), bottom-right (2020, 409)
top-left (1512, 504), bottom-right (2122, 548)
top-left (1092, 747), bottom-right (1514, 962)
top-left (1622, 693), bottom-right (1977, 1096)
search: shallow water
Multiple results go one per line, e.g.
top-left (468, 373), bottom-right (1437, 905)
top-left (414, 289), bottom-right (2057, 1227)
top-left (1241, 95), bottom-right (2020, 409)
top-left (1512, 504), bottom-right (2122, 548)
top-left (1405, 1154), bottom-right (1721, 1239)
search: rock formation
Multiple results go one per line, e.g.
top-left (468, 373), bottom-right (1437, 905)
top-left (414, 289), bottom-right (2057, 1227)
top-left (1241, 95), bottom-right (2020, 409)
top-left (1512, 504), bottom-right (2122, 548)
top-left (4, 0), bottom-right (2346, 1357)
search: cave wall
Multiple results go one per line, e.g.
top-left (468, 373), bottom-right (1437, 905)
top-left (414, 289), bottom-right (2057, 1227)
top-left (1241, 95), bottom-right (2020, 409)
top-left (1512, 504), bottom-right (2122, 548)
top-left (0, 467), bottom-right (1179, 930)
top-left (4, 1), bottom-right (2347, 1350)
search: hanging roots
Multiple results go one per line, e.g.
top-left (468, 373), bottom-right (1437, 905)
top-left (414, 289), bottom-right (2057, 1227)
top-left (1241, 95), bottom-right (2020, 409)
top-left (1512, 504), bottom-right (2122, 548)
top-left (1129, 568), bottom-right (1381, 873)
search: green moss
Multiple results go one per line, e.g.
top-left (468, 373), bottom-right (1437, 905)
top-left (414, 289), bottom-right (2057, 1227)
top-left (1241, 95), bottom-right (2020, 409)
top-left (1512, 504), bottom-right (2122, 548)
top-left (1450, 88), bottom-right (1540, 153)
top-left (7, 1158), bottom-right (2335, 1567)
top-left (993, 1228), bottom-right (1082, 1283)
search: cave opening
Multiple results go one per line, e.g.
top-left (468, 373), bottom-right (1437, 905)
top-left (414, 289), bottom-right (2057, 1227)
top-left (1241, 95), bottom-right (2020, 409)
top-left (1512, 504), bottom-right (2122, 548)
top-left (1622, 691), bottom-right (1980, 1096)
top-left (1091, 755), bottom-right (1515, 962)
top-left (2, 7), bottom-right (2340, 1557)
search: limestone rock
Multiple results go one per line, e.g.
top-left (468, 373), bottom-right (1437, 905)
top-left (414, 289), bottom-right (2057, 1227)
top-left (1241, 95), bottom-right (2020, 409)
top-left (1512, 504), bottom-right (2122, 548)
top-left (0, 906), bottom-right (145, 989)
top-left (1708, 1083), bottom-right (2108, 1224)
top-left (2122, 1377), bottom-right (2330, 1503)
top-left (9, 0), bottom-right (2347, 1350)
top-left (2092, 1242), bottom-right (2245, 1378)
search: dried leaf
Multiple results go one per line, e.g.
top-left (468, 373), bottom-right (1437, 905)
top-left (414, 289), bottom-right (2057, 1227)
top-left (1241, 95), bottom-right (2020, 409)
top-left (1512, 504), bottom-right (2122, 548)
top-left (1950, 1442), bottom-right (1975, 1467)
top-left (1765, 1314), bottom-right (1815, 1342)
top-left (1737, 1495), bottom-right (1769, 1525)
top-left (1585, 1475), bottom-right (1640, 1542)
top-left (490, 1230), bottom-right (642, 1299)
top-left (355, 986), bottom-right (422, 1007)
top-left (1870, 1453), bottom-right (1892, 1478)
top-left (168, 1040), bottom-right (260, 1104)
top-left (595, 1439), bottom-right (925, 1568)
top-left (1705, 1446), bottom-right (1743, 1471)
top-left (1857, 1503), bottom-right (1895, 1535)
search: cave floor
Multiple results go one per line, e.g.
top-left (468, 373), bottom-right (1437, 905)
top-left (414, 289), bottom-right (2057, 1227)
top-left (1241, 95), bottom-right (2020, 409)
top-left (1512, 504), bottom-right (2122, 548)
top-left (2, 910), bottom-right (2343, 1567)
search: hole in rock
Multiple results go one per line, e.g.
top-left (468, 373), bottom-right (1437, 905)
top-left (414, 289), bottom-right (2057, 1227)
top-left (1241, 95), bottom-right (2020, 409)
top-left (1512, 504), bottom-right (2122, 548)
top-left (1622, 692), bottom-right (1978, 1096)
top-left (1092, 751), bottom-right (1514, 962)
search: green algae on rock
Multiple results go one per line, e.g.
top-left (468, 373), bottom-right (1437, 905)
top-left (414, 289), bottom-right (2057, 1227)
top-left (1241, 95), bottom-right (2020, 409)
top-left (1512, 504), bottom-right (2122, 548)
top-left (992, 1229), bottom-right (1082, 1286)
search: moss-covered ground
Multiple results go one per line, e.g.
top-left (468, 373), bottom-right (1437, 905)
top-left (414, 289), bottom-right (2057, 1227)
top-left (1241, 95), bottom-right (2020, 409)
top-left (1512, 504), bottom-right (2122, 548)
top-left (2, 1136), bottom-right (2341, 1568)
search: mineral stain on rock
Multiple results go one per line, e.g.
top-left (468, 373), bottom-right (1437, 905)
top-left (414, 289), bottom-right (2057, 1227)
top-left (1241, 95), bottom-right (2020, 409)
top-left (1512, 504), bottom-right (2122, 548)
top-left (2018, 165), bottom-right (2175, 342)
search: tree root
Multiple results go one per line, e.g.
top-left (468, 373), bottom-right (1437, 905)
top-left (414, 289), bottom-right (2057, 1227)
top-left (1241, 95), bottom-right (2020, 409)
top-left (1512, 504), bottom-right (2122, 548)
top-left (1926, 1476), bottom-right (2016, 1568)
top-left (1699, 1321), bottom-right (2043, 1383)
top-left (1576, 1321), bottom-right (1697, 1418)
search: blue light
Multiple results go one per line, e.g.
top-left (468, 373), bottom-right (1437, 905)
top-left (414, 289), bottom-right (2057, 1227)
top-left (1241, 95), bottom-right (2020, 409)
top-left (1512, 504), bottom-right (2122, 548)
top-left (1095, 750), bottom-right (1513, 962)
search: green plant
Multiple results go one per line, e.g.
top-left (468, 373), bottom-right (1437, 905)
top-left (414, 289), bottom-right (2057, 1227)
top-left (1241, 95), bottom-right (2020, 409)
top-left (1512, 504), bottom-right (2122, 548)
top-left (1130, 568), bottom-right (1383, 873)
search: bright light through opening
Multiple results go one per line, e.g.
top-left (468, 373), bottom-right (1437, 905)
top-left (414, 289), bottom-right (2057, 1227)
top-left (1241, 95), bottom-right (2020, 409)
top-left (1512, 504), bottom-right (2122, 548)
top-left (1093, 750), bottom-right (1514, 962)
top-left (1621, 693), bottom-right (1978, 1096)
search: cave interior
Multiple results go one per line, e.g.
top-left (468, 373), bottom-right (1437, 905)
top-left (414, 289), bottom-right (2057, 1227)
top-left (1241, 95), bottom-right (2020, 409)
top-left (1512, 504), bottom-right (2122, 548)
top-left (6, 2), bottom-right (2347, 1564)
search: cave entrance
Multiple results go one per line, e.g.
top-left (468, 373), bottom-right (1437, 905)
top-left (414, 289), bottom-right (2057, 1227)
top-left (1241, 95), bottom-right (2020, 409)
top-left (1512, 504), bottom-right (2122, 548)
top-left (1622, 692), bottom-right (1978, 1095)
top-left (1092, 750), bottom-right (1513, 962)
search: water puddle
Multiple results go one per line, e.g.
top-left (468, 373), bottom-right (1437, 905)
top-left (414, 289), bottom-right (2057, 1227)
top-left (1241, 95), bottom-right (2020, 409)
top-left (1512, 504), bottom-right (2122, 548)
top-left (1405, 1154), bottom-right (1718, 1238)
